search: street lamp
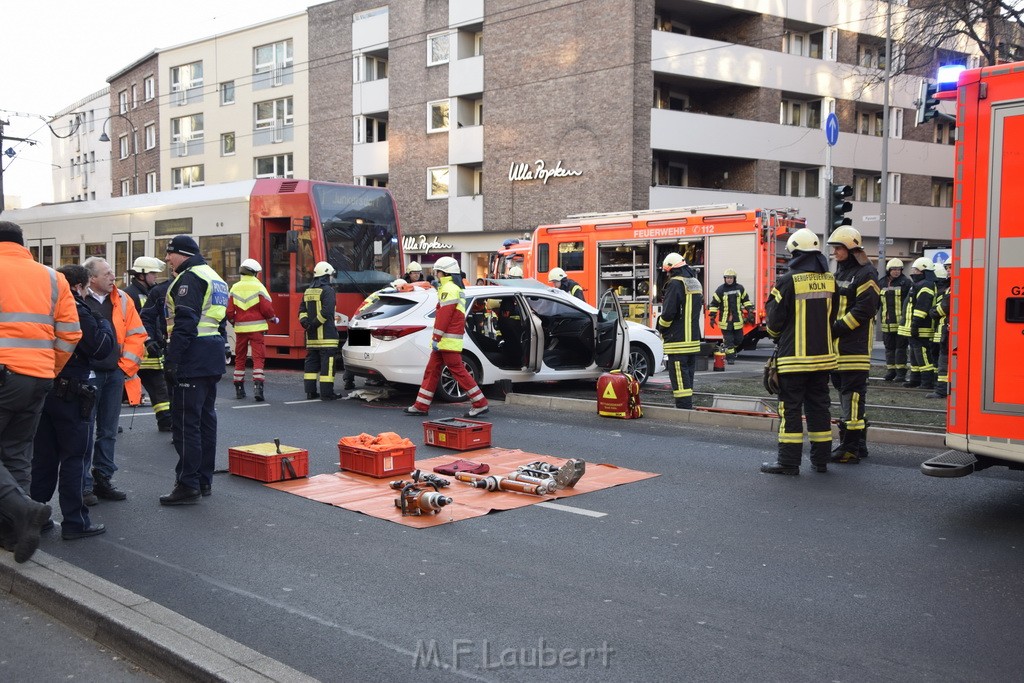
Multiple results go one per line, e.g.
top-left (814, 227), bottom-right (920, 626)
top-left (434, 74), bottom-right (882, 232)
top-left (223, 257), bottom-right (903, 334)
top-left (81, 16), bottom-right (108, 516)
top-left (99, 112), bottom-right (137, 195)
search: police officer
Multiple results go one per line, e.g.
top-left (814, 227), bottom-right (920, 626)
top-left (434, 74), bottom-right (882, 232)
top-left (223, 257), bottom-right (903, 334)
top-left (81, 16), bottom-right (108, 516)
top-left (547, 268), bottom-right (585, 301)
top-left (405, 257), bottom-right (490, 418)
top-left (159, 235), bottom-right (229, 505)
top-left (901, 257), bottom-right (938, 389)
top-left (124, 256), bottom-right (172, 432)
top-left (657, 253), bottom-right (703, 409)
top-left (827, 227), bottom-right (880, 464)
top-left (31, 265), bottom-right (114, 540)
top-left (226, 259), bottom-right (278, 401)
top-left (878, 258), bottom-right (912, 382)
top-left (299, 261), bottom-right (340, 400)
top-left (927, 262), bottom-right (951, 399)
top-left (761, 228), bottom-right (837, 475)
top-left (708, 268), bottom-right (752, 364)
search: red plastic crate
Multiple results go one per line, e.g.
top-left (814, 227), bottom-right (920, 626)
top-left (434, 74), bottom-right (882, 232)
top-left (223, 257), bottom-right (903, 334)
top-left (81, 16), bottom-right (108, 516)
top-left (338, 442), bottom-right (416, 478)
top-left (228, 443), bottom-right (308, 482)
top-left (423, 418), bottom-right (492, 451)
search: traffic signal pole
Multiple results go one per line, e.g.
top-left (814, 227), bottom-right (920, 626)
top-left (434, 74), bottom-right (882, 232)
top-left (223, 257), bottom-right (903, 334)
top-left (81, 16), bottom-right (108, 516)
top-left (878, 0), bottom-right (892, 277)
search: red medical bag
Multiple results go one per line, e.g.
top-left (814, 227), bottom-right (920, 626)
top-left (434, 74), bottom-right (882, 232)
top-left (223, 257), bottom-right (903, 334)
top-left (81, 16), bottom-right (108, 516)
top-left (597, 371), bottom-right (643, 419)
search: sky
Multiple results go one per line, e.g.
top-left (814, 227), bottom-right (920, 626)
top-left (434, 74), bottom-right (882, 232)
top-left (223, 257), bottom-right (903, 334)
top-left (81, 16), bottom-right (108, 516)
top-left (1, 0), bottom-right (313, 208)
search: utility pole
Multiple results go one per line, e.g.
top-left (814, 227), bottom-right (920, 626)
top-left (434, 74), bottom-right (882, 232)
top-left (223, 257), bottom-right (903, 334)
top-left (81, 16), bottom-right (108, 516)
top-left (877, 0), bottom-right (893, 276)
top-left (0, 119), bottom-right (39, 215)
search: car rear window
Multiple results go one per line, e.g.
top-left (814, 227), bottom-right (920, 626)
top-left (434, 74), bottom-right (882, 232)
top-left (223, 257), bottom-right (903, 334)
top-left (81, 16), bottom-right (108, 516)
top-left (356, 295), bottom-right (421, 321)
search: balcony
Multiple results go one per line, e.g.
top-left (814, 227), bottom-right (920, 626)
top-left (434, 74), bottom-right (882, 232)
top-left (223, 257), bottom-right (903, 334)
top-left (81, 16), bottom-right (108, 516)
top-left (353, 78), bottom-right (389, 116)
top-left (449, 125), bottom-right (483, 165)
top-left (448, 195), bottom-right (483, 232)
top-left (353, 140), bottom-right (389, 177)
top-left (450, 0), bottom-right (483, 27)
top-left (353, 10), bottom-right (388, 52)
top-left (449, 55), bottom-right (483, 97)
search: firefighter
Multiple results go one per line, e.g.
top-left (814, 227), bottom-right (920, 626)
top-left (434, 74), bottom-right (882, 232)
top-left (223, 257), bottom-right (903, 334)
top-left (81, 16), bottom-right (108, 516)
top-left (547, 267), bottom-right (585, 300)
top-left (708, 268), bottom-right (752, 364)
top-left (404, 261), bottom-right (435, 286)
top-left (299, 261), bottom-right (340, 400)
top-left (827, 227), bottom-right (880, 464)
top-left (124, 256), bottom-right (171, 432)
top-left (878, 258), bottom-right (912, 382)
top-left (226, 259), bottom-right (278, 401)
top-left (901, 257), bottom-right (938, 389)
top-left (405, 257), bottom-right (490, 418)
top-left (657, 253), bottom-right (704, 409)
top-left (927, 262), bottom-right (951, 399)
top-left (508, 265), bottom-right (523, 279)
top-left (760, 227), bottom-right (837, 475)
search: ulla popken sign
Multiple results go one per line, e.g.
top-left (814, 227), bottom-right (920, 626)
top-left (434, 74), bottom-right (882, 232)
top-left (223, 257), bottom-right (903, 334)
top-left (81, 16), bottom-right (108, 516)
top-left (508, 159), bottom-right (583, 185)
top-left (403, 234), bottom-right (455, 254)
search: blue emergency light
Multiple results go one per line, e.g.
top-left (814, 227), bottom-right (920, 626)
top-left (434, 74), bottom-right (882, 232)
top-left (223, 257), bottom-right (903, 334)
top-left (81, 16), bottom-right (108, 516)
top-left (936, 65), bottom-right (966, 93)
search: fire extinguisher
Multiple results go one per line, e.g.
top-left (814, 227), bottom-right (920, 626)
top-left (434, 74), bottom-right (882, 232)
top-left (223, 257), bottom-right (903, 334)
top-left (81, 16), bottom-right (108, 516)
top-left (713, 342), bottom-right (726, 372)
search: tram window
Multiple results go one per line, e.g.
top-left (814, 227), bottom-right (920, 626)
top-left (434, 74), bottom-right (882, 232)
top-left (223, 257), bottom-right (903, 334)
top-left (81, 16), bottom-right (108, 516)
top-left (199, 234), bottom-right (241, 286)
top-left (268, 232), bottom-right (290, 294)
top-left (537, 243), bottom-right (549, 274)
top-left (1007, 297), bottom-right (1024, 323)
top-left (60, 245), bottom-right (80, 266)
top-left (296, 232), bottom-right (315, 291)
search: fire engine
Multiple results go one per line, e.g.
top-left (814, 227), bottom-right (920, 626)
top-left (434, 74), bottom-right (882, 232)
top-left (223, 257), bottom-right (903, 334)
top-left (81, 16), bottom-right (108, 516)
top-left (491, 204), bottom-right (806, 348)
top-left (920, 62), bottom-right (1024, 477)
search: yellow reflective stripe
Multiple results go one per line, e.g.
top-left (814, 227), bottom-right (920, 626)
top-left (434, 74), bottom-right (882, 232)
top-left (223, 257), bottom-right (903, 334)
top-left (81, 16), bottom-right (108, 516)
top-left (234, 321), bottom-right (269, 333)
top-left (808, 431), bottom-right (832, 443)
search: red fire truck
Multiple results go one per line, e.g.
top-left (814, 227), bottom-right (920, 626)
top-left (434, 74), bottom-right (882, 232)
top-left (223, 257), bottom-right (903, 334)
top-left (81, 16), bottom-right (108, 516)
top-left (921, 63), bottom-right (1024, 477)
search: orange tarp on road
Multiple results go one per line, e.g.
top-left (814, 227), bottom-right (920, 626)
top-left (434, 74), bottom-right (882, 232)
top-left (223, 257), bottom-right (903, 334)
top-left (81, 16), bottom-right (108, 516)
top-left (265, 447), bottom-right (659, 528)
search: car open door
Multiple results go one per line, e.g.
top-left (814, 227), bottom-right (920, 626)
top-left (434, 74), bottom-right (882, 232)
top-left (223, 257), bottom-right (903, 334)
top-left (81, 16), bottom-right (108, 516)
top-left (595, 288), bottom-right (628, 370)
top-left (518, 293), bottom-right (544, 372)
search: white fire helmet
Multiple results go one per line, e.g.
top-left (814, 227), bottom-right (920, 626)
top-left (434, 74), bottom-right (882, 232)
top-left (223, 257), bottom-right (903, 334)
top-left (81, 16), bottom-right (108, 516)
top-left (911, 257), bottom-right (934, 272)
top-left (785, 228), bottom-right (821, 254)
top-left (548, 267), bottom-right (568, 282)
top-left (407, 261), bottom-right (422, 272)
top-left (827, 226), bottom-right (863, 250)
top-left (130, 256), bottom-right (165, 274)
top-left (508, 265), bottom-right (523, 278)
top-left (661, 253), bottom-right (686, 272)
top-left (313, 261), bottom-right (336, 278)
top-left (240, 258), bottom-right (262, 273)
top-left (886, 258), bottom-right (904, 270)
top-left (933, 261), bottom-right (948, 279)
top-left (433, 256), bottom-right (461, 275)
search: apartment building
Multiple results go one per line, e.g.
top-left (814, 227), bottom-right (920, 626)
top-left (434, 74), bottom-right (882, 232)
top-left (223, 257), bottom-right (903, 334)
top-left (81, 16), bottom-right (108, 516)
top-left (108, 52), bottom-right (160, 197)
top-left (50, 88), bottom-right (112, 206)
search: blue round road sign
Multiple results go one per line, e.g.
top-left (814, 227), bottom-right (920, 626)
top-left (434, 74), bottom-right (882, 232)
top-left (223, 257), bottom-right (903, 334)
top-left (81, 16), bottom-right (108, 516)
top-left (825, 113), bottom-right (839, 146)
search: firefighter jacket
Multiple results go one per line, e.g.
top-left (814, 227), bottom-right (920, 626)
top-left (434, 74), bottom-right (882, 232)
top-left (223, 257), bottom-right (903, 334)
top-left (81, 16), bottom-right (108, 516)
top-left (140, 280), bottom-right (170, 350)
top-left (765, 251), bottom-right (838, 374)
top-left (85, 286), bottom-right (147, 405)
top-left (558, 277), bottom-right (585, 301)
top-left (0, 242), bottom-right (81, 378)
top-left (657, 266), bottom-right (703, 355)
top-left (227, 275), bottom-right (277, 334)
top-left (63, 293), bottom-right (115, 382)
top-left (166, 255), bottom-right (229, 379)
top-left (878, 272), bottom-right (911, 333)
top-left (901, 271), bottom-right (937, 339)
top-left (433, 275), bottom-right (468, 352)
top-left (299, 275), bottom-right (339, 349)
top-left (931, 285), bottom-right (950, 345)
top-left (832, 257), bottom-right (881, 372)
top-left (708, 282), bottom-right (752, 331)
top-left (125, 279), bottom-right (163, 371)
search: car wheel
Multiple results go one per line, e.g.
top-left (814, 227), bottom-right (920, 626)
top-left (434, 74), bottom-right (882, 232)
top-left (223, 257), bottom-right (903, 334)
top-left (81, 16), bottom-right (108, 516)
top-left (627, 343), bottom-right (654, 386)
top-left (438, 353), bottom-right (482, 403)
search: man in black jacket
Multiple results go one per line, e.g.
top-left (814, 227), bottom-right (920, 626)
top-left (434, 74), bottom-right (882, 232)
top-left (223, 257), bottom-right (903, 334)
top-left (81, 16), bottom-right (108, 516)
top-left (300, 261), bottom-right (340, 400)
top-left (124, 256), bottom-right (171, 432)
top-left (761, 228), bottom-right (837, 475)
top-left (827, 227), bottom-right (880, 464)
top-left (159, 236), bottom-right (229, 505)
top-left (878, 259), bottom-right (912, 382)
top-left (708, 268), bottom-right (752, 364)
top-left (657, 253), bottom-right (704, 409)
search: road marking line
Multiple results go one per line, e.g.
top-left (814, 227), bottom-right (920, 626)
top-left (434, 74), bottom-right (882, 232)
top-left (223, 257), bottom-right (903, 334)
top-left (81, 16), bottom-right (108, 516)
top-left (535, 501), bottom-right (607, 518)
top-left (232, 403), bottom-right (272, 409)
top-left (284, 399), bottom-right (321, 404)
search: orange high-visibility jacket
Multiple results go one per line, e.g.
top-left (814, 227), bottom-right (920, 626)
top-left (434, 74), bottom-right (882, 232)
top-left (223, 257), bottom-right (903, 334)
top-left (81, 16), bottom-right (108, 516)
top-left (0, 243), bottom-right (82, 378)
top-left (109, 286), bottom-right (147, 405)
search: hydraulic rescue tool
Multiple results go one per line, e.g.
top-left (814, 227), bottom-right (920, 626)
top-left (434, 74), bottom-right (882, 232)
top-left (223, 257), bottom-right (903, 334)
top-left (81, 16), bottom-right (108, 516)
top-left (389, 479), bottom-right (453, 516)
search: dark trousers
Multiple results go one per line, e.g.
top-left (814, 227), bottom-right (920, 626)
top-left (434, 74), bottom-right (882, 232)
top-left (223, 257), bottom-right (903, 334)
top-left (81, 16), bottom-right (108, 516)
top-left (86, 368), bottom-right (125, 489)
top-left (830, 370), bottom-right (869, 433)
top-left (907, 337), bottom-right (933, 374)
top-left (722, 327), bottom-right (744, 358)
top-left (776, 371), bottom-right (832, 467)
top-left (139, 368), bottom-right (170, 419)
top-left (666, 354), bottom-right (697, 408)
top-left (303, 347), bottom-right (336, 396)
top-left (882, 332), bottom-right (908, 370)
top-left (30, 391), bottom-right (92, 533)
top-left (170, 376), bottom-right (218, 490)
top-left (0, 373), bottom-right (52, 502)
top-left (935, 338), bottom-right (949, 383)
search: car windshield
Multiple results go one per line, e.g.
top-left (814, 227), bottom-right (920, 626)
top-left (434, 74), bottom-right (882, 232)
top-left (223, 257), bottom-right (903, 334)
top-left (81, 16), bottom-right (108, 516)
top-left (356, 295), bottom-right (422, 321)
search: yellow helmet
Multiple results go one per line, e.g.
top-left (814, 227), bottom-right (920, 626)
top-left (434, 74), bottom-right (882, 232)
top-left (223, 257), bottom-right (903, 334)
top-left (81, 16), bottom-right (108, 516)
top-left (786, 228), bottom-right (821, 253)
top-left (886, 258), bottom-right (904, 270)
top-left (827, 226), bottom-right (863, 249)
top-left (661, 253), bottom-right (686, 272)
top-left (911, 257), bottom-right (934, 272)
top-left (548, 267), bottom-right (568, 282)
top-left (723, 268), bottom-right (737, 278)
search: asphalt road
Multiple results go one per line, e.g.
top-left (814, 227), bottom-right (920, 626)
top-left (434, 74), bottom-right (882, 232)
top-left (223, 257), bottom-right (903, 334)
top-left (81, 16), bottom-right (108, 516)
top-left (29, 367), bottom-right (1024, 682)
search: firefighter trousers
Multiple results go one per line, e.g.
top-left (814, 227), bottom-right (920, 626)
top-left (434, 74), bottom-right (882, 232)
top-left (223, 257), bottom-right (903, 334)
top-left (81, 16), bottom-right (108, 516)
top-left (234, 332), bottom-right (267, 383)
top-left (666, 353), bottom-right (697, 409)
top-left (776, 371), bottom-right (832, 467)
top-left (412, 350), bottom-right (487, 410)
top-left (882, 332), bottom-right (908, 371)
top-left (907, 337), bottom-right (934, 375)
top-left (722, 328), bottom-right (744, 359)
top-left (303, 347), bottom-right (337, 396)
top-left (139, 368), bottom-right (170, 428)
top-left (830, 370), bottom-right (869, 435)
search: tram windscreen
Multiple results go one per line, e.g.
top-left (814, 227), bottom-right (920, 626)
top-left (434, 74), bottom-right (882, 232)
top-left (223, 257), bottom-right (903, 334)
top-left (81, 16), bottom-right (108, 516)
top-left (311, 184), bottom-right (401, 294)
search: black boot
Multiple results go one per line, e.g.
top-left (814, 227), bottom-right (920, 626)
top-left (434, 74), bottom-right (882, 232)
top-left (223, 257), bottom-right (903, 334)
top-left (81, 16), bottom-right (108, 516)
top-left (926, 382), bottom-right (948, 399)
top-left (883, 369), bottom-right (897, 382)
top-left (92, 470), bottom-right (127, 501)
top-left (760, 461), bottom-right (800, 475)
top-left (253, 381), bottom-right (265, 402)
top-left (810, 441), bottom-right (831, 472)
top-left (903, 372), bottom-right (921, 388)
top-left (762, 444), bottom-right (801, 475)
top-left (159, 484), bottom-right (201, 506)
top-left (156, 410), bottom-right (172, 433)
top-left (831, 426), bottom-right (847, 459)
top-left (830, 431), bottom-right (862, 464)
top-left (3, 494), bottom-right (51, 563)
top-left (895, 368), bottom-right (908, 383)
top-left (234, 382), bottom-right (246, 399)
top-left (675, 399), bottom-right (693, 410)
top-left (920, 371), bottom-right (936, 390)
top-left (306, 391), bottom-right (319, 400)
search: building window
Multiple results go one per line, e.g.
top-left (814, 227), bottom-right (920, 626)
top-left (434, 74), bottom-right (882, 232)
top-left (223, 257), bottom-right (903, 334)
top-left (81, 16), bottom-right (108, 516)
top-left (428, 100), bottom-right (450, 133)
top-left (131, 85), bottom-right (138, 109)
top-left (255, 154), bottom-right (294, 179)
top-left (144, 76), bottom-right (155, 101)
top-left (121, 179), bottom-right (131, 196)
top-left (146, 172), bottom-right (157, 193)
top-left (783, 30), bottom-right (824, 59)
top-left (118, 90), bottom-right (128, 114)
top-left (889, 173), bottom-right (902, 204)
top-left (474, 32), bottom-right (483, 56)
top-left (854, 173), bottom-right (883, 202)
top-left (932, 179), bottom-right (954, 207)
top-left (427, 32), bottom-right (450, 66)
top-left (221, 132), bottom-right (235, 156)
top-left (254, 39), bottom-right (294, 75)
top-left (119, 135), bottom-right (129, 160)
top-left (221, 81), bottom-right (235, 105)
top-left (354, 176), bottom-right (388, 187)
top-left (171, 114), bottom-right (204, 143)
top-left (353, 7), bottom-right (388, 21)
top-left (354, 54), bottom-right (388, 83)
top-left (171, 165), bottom-right (204, 189)
top-left (144, 123), bottom-right (156, 150)
top-left (170, 61), bottom-right (203, 98)
top-left (780, 99), bottom-right (822, 128)
top-left (936, 122), bottom-right (956, 145)
top-left (779, 168), bottom-right (820, 198)
top-left (474, 99), bottom-right (483, 126)
top-left (254, 97), bottom-right (294, 130)
top-left (858, 44), bottom-right (886, 69)
top-left (428, 167), bottom-right (449, 198)
top-left (890, 107), bottom-right (904, 139)
top-left (857, 109), bottom-right (885, 137)
top-left (354, 116), bottom-right (388, 143)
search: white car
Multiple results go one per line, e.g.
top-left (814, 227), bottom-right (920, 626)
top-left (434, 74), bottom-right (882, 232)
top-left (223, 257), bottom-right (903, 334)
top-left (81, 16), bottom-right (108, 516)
top-left (343, 280), bottom-right (664, 402)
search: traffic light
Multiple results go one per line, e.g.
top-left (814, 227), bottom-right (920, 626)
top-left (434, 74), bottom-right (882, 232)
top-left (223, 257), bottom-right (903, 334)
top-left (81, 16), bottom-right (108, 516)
top-left (828, 183), bottom-right (853, 230)
top-left (916, 81), bottom-right (940, 124)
